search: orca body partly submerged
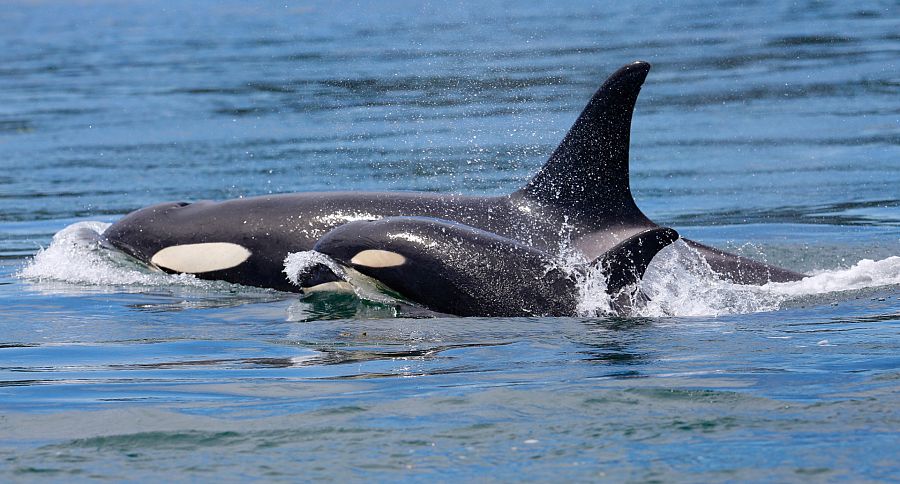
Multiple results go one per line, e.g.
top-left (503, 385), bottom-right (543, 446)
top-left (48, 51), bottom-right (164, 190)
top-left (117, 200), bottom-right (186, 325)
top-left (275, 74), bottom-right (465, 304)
top-left (103, 61), bottom-right (805, 297)
top-left (310, 217), bottom-right (680, 317)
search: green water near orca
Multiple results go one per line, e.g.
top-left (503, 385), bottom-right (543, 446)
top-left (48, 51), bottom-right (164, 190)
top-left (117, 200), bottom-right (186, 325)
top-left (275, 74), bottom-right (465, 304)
top-left (1, 0), bottom-right (898, 480)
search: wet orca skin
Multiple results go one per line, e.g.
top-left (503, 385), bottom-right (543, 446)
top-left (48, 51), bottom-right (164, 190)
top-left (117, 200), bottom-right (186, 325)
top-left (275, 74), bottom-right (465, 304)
top-left (311, 217), bottom-right (680, 317)
top-left (103, 61), bottom-right (805, 291)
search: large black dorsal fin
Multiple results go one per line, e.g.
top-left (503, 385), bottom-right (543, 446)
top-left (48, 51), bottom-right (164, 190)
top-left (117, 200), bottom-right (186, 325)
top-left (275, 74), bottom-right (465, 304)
top-left (516, 61), bottom-right (651, 225)
top-left (594, 227), bottom-right (678, 295)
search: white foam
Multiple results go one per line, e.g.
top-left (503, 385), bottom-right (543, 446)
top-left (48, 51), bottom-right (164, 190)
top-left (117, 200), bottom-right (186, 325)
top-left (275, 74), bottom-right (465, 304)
top-left (602, 243), bottom-right (900, 318)
top-left (628, 242), bottom-right (783, 317)
top-left (764, 256), bottom-right (900, 296)
top-left (18, 221), bottom-right (205, 287)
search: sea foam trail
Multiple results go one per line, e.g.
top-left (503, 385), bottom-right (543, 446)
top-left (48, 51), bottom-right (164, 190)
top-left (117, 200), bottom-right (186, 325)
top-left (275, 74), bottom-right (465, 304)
top-left (614, 243), bottom-right (900, 318)
top-left (764, 257), bottom-right (900, 296)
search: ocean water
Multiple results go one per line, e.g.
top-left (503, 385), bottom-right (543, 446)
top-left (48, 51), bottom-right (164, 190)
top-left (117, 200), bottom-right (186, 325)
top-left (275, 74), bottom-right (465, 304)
top-left (1, 0), bottom-right (899, 480)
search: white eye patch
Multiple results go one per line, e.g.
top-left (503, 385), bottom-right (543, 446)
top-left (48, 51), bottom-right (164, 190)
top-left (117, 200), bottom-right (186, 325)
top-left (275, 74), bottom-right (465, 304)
top-left (151, 242), bottom-right (251, 273)
top-left (350, 249), bottom-right (406, 268)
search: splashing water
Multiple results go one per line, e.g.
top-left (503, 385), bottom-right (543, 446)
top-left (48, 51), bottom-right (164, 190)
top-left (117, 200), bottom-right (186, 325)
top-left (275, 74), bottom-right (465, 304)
top-left (283, 250), bottom-right (347, 287)
top-left (19, 222), bottom-right (203, 287)
top-left (628, 242), bottom-right (784, 317)
top-left (283, 250), bottom-right (404, 305)
top-left (540, 219), bottom-right (617, 317)
top-left (622, 242), bottom-right (900, 318)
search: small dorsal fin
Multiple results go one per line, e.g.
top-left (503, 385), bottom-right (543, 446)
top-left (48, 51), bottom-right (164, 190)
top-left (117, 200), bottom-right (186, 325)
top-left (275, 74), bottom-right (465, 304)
top-left (594, 227), bottom-right (678, 295)
top-left (515, 61), bottom-right (651, 224)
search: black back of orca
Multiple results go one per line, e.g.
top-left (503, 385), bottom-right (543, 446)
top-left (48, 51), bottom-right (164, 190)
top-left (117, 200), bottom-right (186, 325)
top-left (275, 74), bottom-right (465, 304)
top-left (103, 61), bottom-right (804, 291)
top-left (311, 217), bottom-right (678, 317)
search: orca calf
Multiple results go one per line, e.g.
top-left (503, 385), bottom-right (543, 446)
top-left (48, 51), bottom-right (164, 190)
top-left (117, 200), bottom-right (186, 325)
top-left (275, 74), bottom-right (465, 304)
top-left (308, 217), bottom-right (679, 317)
top-left (103, 61), bottom-right (804, 292)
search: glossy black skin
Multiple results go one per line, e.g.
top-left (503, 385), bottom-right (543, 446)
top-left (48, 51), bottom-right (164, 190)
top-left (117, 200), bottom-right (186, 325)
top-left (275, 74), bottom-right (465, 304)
top-left (313, 217), bottom-right (581, 317)
top-left (313, 217), bottom-right (680, 317)
top-left (104, 192), bottom-right (572, 292)
top-left (103, 61), bottom-right (805, 291)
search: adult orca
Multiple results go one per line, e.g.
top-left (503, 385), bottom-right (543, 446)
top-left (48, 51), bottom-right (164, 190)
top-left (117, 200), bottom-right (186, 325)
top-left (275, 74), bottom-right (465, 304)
top-left (306, 216), bottom-right (680, 317)
top-left (102, 61), bottom-right (804, 291)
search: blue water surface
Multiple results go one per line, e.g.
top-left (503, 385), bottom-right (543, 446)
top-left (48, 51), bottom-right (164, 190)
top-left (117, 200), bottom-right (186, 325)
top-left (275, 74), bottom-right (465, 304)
top-left (1, 0), bottom-right (898, 481)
